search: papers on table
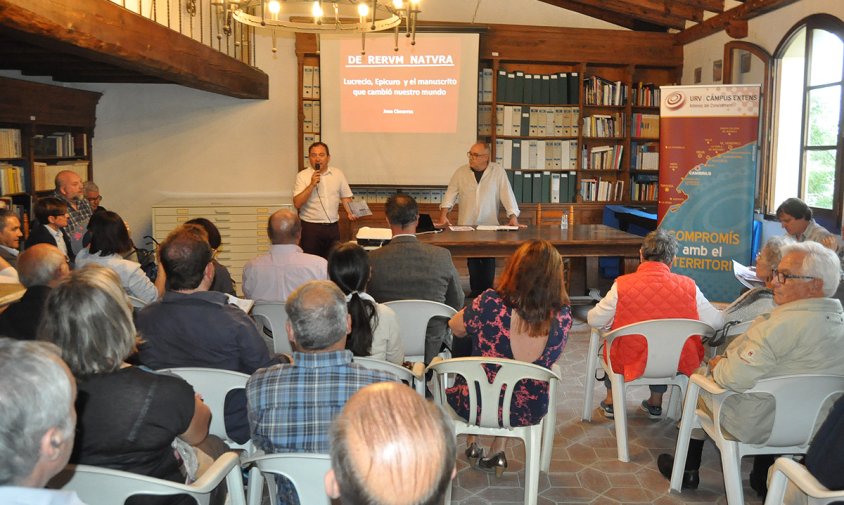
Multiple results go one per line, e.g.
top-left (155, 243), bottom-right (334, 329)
top-left (448, 225), bottom-right (475, 232)
top-left (476, 225), bottom-right (520, 231)
top-left (733, 260), bottom-right (765, 290)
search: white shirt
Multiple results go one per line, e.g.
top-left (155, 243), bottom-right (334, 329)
top-left (48, 226), bottom-right (68, 257)
top-left (348, 292), bottom-right (404, 364)
top-left (242, 244), bottom-right (328, 302)
top-left (75, 248), bottom-right (159, 304)
top-left (294, 166), bottom-right (353, 223)
top-left (440, 162), bottom-right (520, 226)
top-left (587, 281), bottom-right (724, 331)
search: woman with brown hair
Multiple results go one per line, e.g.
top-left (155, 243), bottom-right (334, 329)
top-left (446, 239), bottom-right (572, 476)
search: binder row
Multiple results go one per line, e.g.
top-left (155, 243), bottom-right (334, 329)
top-left (302, 101), bottom-right (321, 134)
top-left (495, 139), bottom-right (578, 171)
top-left (352, 188), bottom-right (446, 205)
top-left (507, 170), bottom-right (578, 204)
top-left (302, 65), bottom-right (321, 100)
top-left (479, 105), bottom-right (581, 138)
top-left (0, 129), bottom-right (22, 158)
top-left (479, 69), bottom-right (581, 105)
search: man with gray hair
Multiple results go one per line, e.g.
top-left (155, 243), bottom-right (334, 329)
top-left (659, 240), bottom-right (844, 492)
top-left (242, 208), bottom-right (327, 302)
top-left (588, 229), bottom-right (722, 420)
top-left (325, 382), bottom-right (456, 505)
top-left (247, 280), bottom-right (398, 504)
top-left (0, 338), bottom-right (85, 503)
top-left (0, 244), bottom-right (69, 341)
top-left (82, 181), bottom-right (105, 214)
top-left (0, 208), bottom-right (23, 268)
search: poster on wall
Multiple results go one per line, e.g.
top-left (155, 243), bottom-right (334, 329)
top-left (658, 84), bottom-right (760, 302)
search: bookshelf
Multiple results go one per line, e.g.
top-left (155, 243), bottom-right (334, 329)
top-left (295, 25), bottom-right (681, 222)
top-left (0, 76), bottom-right (101, 236)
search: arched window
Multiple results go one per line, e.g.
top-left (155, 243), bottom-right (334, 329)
top-left (770, 15), bottom-right (844, 229)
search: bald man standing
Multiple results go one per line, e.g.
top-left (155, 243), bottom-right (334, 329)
top-left (52, 170), bottom-right (93, 255)
top-left (242, 209), bottom-right (328, 302)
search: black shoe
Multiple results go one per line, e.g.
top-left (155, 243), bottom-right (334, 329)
top-left (465, 442), bottom-right (483, 467)
top-left (657, 453), bottom-right (700, 490)
top-left (478, 452), bottom-right (508, 478)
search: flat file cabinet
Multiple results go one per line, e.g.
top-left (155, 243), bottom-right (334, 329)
top-left (152, 198), bottom-right (293, 295)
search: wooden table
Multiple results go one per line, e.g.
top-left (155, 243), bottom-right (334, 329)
top-left (418, 224), bottom-right (643, 292)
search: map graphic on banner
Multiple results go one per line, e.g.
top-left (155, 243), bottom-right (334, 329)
top-left (659, 85), bottom-right (760, 302)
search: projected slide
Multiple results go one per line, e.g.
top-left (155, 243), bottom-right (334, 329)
top-left (338, 36), bottom-right (461, 133)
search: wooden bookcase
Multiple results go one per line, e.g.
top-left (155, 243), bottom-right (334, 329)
top-left (0, 76), bottom-right (101, 235)
top-left (294, 25), bottom-right (681, 223)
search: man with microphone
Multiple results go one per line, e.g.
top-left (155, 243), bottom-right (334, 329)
top-left (293, 142), bottom-right (357, 258)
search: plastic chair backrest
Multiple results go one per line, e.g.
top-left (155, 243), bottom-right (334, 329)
top-left (245, 453), bottom-right (331, 505)
top-left (604, 318), bottom-right (715, 379)
top-left (52, 451), bottom-right (245, 505)
top-left (353, 356), bottom-right (423, 395)
top-left (252, 302), bottom-right (291, 354)
top-left (160, 367), bottom-right (250, 446)
top-left (383, 300), bottom-right (457, 358)
top-left (427, 357), bottom-right (560, 429)
top-left (741, 374), bottom-right (844, 447)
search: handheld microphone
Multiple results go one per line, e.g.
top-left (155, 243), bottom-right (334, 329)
top-left (315, 162), bottom-right (321, 186)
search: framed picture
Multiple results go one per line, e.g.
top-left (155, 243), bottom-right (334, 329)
top-left (740, 52), bottom-right (752, 74)
top-left (713, 60), bottom-right (723, 82)
top-left (694, 67), bottom-right (702, 84)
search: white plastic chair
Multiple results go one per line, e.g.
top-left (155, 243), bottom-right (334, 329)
top-left (383, 299), bottom-right (457, 362)
top-left (581, 318), bottom-right (715, 462)
top-left (670, 373), bottom-right (844, 505)
top-left (242, 453), bottom-right (331, 505)
top-left (427, 357), bottom-right (561, 505)
top-left (52, 451), bottom-right (245, 505)
top-left (160, 367), bottom-right (253, 453)
top-left (251, 302), bottom-right (291, 354)
top-left (353, 356), bottom-right (426, 396)
top-left (764, 457), bottom-right (844, 505)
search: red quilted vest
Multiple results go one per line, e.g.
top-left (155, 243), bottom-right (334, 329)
top-left (603, 261), bottom-right (704, 381)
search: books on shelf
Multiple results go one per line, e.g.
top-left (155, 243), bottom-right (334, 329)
top-left (0, 129), bottom-right (22, 158)
top-left (631, 141), bottom-right (660, 171)
top-left (582, 113), bottom-right (625, 138)
top-left (32, 160), bottom-right (88, 192)
top-left (631, 173), bottom-right (658, 201)
top-left (579, 177), bottom-right (624, 202)
top-left (32, 132), bottom-right (84, 158)
top-left (630, 113), bottom-right (659, 138)
top-left (584, 75), bottom-right (627, 106)
top-left (631, 82), bottom-right (660, 107)
top-left (585, 145), bottom-right (623, 171)
top-left (0, 162), bottom-right (25, 195)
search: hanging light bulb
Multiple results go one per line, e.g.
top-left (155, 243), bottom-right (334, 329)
top-left (312, 1), bottom-right (324, 21)
top-left (357, 2), bottom-right (369, 23)
top-left (392, 0), bottom-right (403, 8)
top-left (267, 0), bottom-right (281, 20)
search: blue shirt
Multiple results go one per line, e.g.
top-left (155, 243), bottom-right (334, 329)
top-left (246, 350), bottom-right (399, 453)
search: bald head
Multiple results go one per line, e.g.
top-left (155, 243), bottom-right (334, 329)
top-left (327, 382), bottom-right (456, 505)
top-left (267, 209), bottom-right (302, 245)
top-left (54, 171), bottom-right (84, 201)
top-left (17, 244), bottom-right (68, 288)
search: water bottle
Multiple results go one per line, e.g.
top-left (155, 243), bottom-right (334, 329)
top-left (560, 211), bottom-right (569, 229)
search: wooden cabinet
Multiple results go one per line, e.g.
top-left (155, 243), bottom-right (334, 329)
top-left (152, 198), bottom-right (293, 295)
top-left (0, 76), bottom-right (101, 232)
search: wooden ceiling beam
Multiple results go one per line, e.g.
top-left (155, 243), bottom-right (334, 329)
top-left (672, 0), bottom-right (725, 12)
top-left (624, 0), bottom-right (704, 22)
top-left (560, 0), bottom-right (689, 29)
top-left (538, 0), bottom-right (648, 30)
top-left (675, 0), bottom-right (801, 44)
top-left (0, 0), bottom-right (268, 99)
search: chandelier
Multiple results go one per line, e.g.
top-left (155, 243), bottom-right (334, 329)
top-left (217, 0), bottom-right (422, 53)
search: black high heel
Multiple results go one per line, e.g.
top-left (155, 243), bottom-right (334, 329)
top-left (465, 442), bottom-right (484, 467)
top-left (478, 452), bottom-right (508, 478)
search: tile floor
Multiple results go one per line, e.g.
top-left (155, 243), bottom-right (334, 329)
top-left (450, 319), bottom-right (764, 505)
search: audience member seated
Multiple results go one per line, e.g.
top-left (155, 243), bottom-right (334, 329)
top-left (137, 224), bottom-right (282, 444)
top-left (328, 242), bottom-right (403, 364)
top-left (75, 211), bottom-right (162, 305)
top-left (0, 338), bottom-right (85, 505)
top-left (247, 280), bottom-right (399, 505)
top-left (83, 180), bottom-right (106, 214)
top-left (325, 382), bottom-right (456, 505)
top-left (447, 239), bottom-right (572, 476)
top-left (777, 197), bottom-right (841, 251)
top-left (800, 394), bottom-right (844, 499)
top-left (0, 244), bottom-right (69, 341)
top-left (52, 170), bottom-right (93, 256)
top-left (0, 208), bottom-right (23, 269)
top-left (658, 241), bottom-right (844, 494)
top-left (25, 197), bottom-right (74, 263)
top-left (40, 265), bottom-right (220, 505)
top-left (242, 208), bottom-right (327, 302)
top-left (184, 218), bottom-right (235, 296)
top-left (713, 236), bottom-right (792, 352)
top-left (367, 193), bottom-right (464, 362)
top-left (588, 229), bottom-right (723, 420)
